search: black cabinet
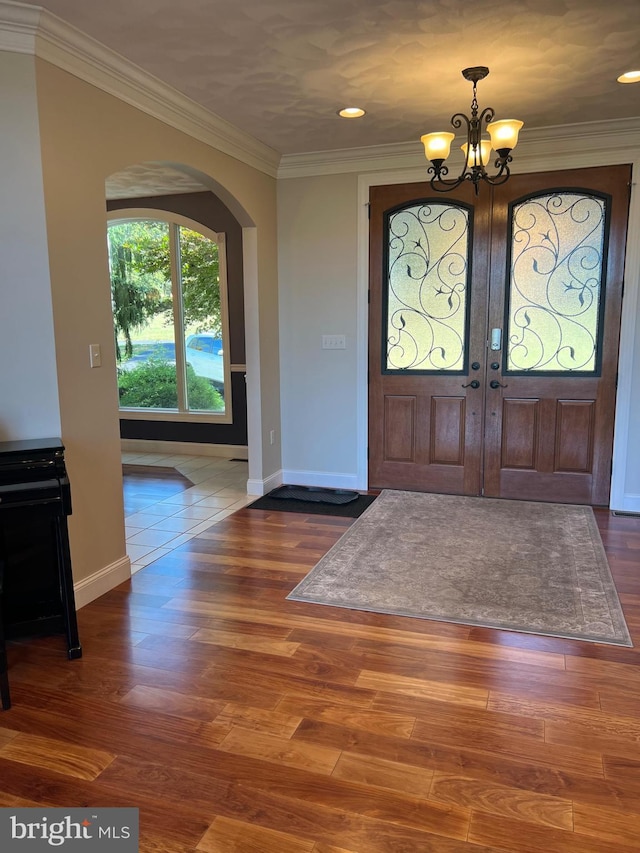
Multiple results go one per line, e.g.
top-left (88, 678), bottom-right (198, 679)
top-left (0, 438), bottom-right (82, 709)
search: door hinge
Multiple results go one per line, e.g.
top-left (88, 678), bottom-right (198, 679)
top-left (367, 202), bottom-right (371, 219)
top-left (367, 447), bottom-right (370, 460)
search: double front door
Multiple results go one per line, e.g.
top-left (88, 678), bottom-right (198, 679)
top-left (369, 166), bottom-right (630, 504)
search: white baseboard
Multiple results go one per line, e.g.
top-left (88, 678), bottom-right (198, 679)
top-left (74, 555), bottom-right (131, 610)
top-left (247, 469), bottom-right (283, 496)
top-left (610, 493), bottom-right (640, 514)
top-left (281, 469), bottom-right (360, 490)
top-left (121, 439), bottom-right (248, 459)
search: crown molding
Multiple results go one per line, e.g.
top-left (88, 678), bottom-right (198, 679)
top-left (0, 0), bottom-right (40, 52)
top-left (278, 140), bottom-right (421, 180)
top-left (0, 0), bottom-right (280, 178)
top-left (278, 116), bottom-right (640, 179)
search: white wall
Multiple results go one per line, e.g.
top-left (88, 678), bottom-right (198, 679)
top-left (278, 173), bottom-right (360, 488)
top-left (0, 51), bottom-right (60, 440)
top-left (626, 327), bottom-right (640, 497)
top-left (617, 176), bottom-right (640, 507)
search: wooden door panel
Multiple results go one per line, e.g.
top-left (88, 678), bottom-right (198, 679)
top-left (498, 470), bottom-right (593, 504)
top-left (486, 377), bottom-right (601, 500)
top-left (383, 396), bottom-right (416, 462)
top-left (500, 399), bottom-right (539, 469)
top-left (554, 400), bottom-right (595, 473)
top-left (372, 388), bottom-right (471, 492)
top-left (430, 396), bottom-right (466, 465)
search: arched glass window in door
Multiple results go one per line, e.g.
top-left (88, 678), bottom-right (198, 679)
top-left (107, 214), bottom-right (231, 417)
top-left (505, 191), bottom-right (608, 374)
top-left (384, 201), bottom-right (471, 374)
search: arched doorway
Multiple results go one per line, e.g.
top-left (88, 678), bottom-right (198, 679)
top-left (105, 161), bottom-right (258, 474)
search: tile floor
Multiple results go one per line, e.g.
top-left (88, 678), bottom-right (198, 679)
top-left (122, 451), bottom-right (251, 574)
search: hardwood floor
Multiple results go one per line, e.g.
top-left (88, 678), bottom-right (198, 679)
top-left (2, 491), bottom-right (640, 852)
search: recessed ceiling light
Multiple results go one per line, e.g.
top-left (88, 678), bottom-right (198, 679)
top-left (617, 70), bottom-right (640, 83)
top-left (338, 107), bottom-right (366, 118)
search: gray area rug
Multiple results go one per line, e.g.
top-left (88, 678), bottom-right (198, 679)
top-left (287, 490), bottom-right (632, 646)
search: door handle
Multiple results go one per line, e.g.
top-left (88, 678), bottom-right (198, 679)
top-left (462, 380), bottom-right (480, 389)
top-left (489, 379), bottom-right (508, 389)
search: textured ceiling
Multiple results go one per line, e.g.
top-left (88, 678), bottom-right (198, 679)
top-left (36, 0), bottom-right (640, 157)
top-left (105, 164), bottom-right (209, 199)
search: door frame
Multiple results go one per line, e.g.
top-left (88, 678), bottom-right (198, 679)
top-left (356, 158), bottom-right (640, 510)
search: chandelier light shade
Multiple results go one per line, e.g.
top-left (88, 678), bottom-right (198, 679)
top-left (421, 67), bottom-right (523, 193)
top-left (421, 131), bottom-right (455, 163)
top-left (487, 118), bottom-right (524, 154)
top-left (461, 139), bottom-right (493, 169)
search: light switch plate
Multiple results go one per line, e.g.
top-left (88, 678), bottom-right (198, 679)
top-left (89, 344), bottom-right (102, 368)
top-left (322, 334), bottom-right (346, 350)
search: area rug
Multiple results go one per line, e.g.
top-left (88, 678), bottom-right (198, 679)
top-left (287, 490), bottom-right (632, 646)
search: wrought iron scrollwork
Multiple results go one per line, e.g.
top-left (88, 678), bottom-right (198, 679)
top-left (506, 193), bottom-right (606, 373)
top-left (386, 203), bottom-right (470, 372)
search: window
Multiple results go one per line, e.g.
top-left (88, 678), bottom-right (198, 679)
top-left (505, 191), bottom-right (608, 374)
top-left (107, 212), bottom-right (231, 420)
top-left (384, 201), bottom-right (471, 374)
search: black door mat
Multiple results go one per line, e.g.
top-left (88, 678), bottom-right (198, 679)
top-left (247, 488), bottom-right (377, 517)
top-left (270, 485), bottom-right (359, 504)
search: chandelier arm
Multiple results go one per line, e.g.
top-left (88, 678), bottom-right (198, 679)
top-left (450, 112), bottom-right (470, 133)
top-left (429, 175), bottom-right (466, 193)
top-left (478, 106), bottom-right (495, 128)
top-left (427, 161), bottom-right (469, 192)
top-left (483, 170), bottom-right (511, 187)
top-left (483, 156), bottom-right (512, 186)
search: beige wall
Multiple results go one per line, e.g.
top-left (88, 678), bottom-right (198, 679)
top-left (34, 58), bottom-right (279, 587)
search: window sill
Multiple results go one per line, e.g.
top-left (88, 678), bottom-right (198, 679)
top-left (119, 408), bottom-right (233, 425)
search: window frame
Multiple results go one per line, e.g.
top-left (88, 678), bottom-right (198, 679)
top-left (107, 209), bottom-right (233, 423)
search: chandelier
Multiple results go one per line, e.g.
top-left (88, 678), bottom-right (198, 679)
top-left (421, 67), bottom-right (523, 194)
